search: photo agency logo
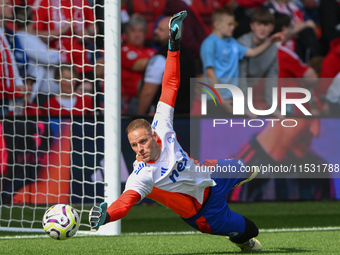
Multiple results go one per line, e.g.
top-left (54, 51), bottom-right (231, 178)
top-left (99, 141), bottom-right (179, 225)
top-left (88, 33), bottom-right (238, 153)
top-left (197, 82), bottom-right (312, 128)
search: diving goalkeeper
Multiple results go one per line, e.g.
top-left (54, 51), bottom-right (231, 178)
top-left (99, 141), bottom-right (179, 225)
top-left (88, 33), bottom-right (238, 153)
top-left (89, 11), bottom-right (261, 252)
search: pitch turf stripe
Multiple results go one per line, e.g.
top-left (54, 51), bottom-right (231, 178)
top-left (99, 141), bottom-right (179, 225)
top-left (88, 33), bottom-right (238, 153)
top-left (123, 227), bottom-right (340, 236)
top-left (1, 227), bottom-right (340, 239)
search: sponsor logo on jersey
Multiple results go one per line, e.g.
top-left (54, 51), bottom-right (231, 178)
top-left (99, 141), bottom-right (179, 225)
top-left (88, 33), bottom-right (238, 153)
top-left (127, 51), bottom-right (137, 60)
top-left (169, 149), bottom-right (189, 183)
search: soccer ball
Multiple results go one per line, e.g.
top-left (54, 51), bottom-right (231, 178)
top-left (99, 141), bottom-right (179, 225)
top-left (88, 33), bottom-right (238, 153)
top-left (42, 204), bottom-right (80, 240)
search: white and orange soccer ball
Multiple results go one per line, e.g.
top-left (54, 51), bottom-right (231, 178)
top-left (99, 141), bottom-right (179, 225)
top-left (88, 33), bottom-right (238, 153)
top-left (42, 204), bottom-right (80, 240)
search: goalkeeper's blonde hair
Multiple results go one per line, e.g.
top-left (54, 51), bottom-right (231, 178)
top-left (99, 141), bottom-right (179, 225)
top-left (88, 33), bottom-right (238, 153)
top-left (126, 118), bottom-right (152, 135)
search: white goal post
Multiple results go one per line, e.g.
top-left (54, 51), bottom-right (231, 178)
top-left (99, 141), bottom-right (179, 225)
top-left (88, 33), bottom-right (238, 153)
top-left (99, 0), bottom-right (121, 236)
top-left (0, 0), bottom-right (121, 235)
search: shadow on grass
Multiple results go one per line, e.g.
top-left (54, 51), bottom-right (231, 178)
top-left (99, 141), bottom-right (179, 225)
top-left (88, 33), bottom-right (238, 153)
top-left (161, 247), bottom-right (314, 255)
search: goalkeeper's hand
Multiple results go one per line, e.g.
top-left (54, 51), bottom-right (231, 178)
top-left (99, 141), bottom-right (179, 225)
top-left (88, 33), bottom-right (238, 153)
top-left (89, 202), bottom-right (109, 228)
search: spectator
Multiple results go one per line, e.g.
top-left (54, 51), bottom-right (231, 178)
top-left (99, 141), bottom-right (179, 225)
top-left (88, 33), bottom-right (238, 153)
top-left (34, 0), bottom-right (96, 75)
top-left (121, 0), bottom-right (130, 37)
top-left (121, 15), bottom-right (156, 113)
top-left (323, 72), bottom-right (340, 115)
top-left (238, 8), bottom-right (279, 117)
top-left (124, 0), bottom-right (166, 43)
top-left (264, 0), bottom-right (320, 62)
top-left (303, 0), bottom-right (320, 26)
top-left (137, 16), bottom-right (195, 115)
top-left (43, 64), bottom-right (94, 116)
top-left (8, 78), bottom-right (42, 116)
top-left (75, 79), bottom-right (95, 96)
top-left (273, 12), bottom-right (319, 115)
top-left (318, 37), bottom-right (340, 100)
top-left (0, 0), bottom-right (25, 116)
top-left (24, 80), bottom-right (42, 116)
top-left (200, 8), bottom-right (282, 115)
top-left (13, 5), bottom-right (60, 107)
top-left (318, 0), bottom-right (340, 55)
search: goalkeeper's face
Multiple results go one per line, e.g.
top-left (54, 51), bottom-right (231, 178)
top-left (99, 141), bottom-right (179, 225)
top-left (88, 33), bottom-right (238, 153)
top-left (128, 127), bottom-right (161, 162)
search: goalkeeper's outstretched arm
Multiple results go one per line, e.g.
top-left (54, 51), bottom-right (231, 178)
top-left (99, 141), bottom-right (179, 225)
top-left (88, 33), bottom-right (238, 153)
top-left (89, 190), bottom-right (141, 227)
top-left (158, 11), bottom-right (187, 108)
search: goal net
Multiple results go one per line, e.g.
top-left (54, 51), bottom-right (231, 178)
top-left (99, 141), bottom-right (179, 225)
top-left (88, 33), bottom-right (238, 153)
top-left (0, 1), bottom-right (121, 235)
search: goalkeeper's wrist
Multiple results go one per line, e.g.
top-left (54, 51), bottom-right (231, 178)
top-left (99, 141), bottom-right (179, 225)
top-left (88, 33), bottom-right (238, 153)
top-left (103, 212), bottom-right (110, 225)
top-left (169, 38), bottom-right (180, 52)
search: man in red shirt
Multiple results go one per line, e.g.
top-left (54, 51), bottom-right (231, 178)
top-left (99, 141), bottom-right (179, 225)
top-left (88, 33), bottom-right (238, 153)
top-left (121, 15), bottom-right (156, 113)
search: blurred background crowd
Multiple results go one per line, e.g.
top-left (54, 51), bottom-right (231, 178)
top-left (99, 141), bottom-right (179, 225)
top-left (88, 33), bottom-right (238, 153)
top-left (0, 0), bottom-right (339, 117)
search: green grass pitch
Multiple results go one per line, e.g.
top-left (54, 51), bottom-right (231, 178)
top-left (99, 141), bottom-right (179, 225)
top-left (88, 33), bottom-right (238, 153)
top-left (1, 201), bottom-right (340, 254)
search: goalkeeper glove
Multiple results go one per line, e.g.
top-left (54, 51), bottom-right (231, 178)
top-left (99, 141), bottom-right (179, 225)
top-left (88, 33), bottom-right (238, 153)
top-left (168, 10), bottom-right (187, 51)
top-left (89, 202), bottom-right (109, 228)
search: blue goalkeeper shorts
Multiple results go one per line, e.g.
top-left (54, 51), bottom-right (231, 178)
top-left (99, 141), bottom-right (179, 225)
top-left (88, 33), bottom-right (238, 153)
top-left (182, 158), bottom-right (248, 238)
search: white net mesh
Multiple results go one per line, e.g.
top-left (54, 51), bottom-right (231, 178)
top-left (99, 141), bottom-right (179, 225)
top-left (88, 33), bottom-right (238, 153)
top-left (0, 0), bottom-right (107, 232)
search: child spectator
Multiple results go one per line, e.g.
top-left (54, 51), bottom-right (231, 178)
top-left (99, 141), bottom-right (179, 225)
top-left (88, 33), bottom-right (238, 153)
top-left (43, 64), bottom-right (94, 116)
top-left (200, 8), bottom-right (282, 115)
top-left (232, 0), bottom-right (267, 38)
top-left (238, 8), bottom-right (279, 117)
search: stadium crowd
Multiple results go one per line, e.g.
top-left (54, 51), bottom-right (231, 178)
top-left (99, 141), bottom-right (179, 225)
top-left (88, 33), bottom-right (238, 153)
top-left (0, 0), bottom-right (339, 117)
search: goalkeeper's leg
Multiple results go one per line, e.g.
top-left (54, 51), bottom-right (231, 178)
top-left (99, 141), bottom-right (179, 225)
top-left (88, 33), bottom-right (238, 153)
top-left (232, 166), bottom-right (260, 189)
top-left (181, 172), bottom-right (262, 251)
top-left (228, 216), bottom-right (262, 251)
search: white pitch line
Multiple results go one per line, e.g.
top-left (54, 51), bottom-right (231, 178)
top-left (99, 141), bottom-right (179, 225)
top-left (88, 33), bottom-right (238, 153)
top-left (1, 226), bottom-right (340, 239)
top-left (260, 226), bottom-right (340, 233)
